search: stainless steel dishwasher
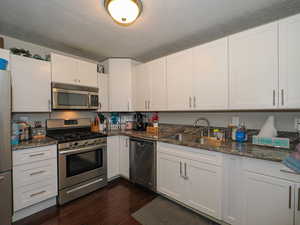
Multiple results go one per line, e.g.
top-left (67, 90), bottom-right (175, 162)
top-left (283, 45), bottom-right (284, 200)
top-left (130, 138), bottom-right (156, 192)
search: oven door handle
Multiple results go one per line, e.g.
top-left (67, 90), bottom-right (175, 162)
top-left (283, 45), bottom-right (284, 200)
top-left (59, 144), bottom-right (107, 155)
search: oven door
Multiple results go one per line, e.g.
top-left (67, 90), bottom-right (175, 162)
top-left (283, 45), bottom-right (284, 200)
top-left (59, 144), bottom-right (107, 189)
top-left (52, 88), bottom-right (90, 110)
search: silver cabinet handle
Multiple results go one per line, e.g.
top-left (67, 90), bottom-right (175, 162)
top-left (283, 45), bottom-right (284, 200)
top-left (127, 101), bottom-right (130, 111)
top-left (289, 186), bottom-right (292, 209)
top-left (48, 99), bottom-right (51, 111)
top-left (145, 100), bottom-right (147, 110)
top-left (30, 170), bottom-right (45, 176)
top-left (281, 89), bottom-right (284, 106)
top-left (193, 96), bottom-right (196, 108)
top-left (29, 153), bottom-right (45, 157)
top-left (189, 97), bottom-right (192, 108)
top-left (184, 162), bottom-right (188, 179)
top-left (273, 90), bottom-right (276, 106)
top-left (148, 100), bottom-right (150, 110)
top-left (298, 188), bottom-right (300, 211)
top-left (99, 102), bottom-right (102, 110)
top-left (180, 161), bottom-right (182, 177)
top-left (30, 190), bottom-right (46, 198)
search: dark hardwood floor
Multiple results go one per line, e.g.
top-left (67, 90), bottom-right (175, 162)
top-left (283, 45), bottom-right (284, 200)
top-left (14, 178), bottom-right (157, 225)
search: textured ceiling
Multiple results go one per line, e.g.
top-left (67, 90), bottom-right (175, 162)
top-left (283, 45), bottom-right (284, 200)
top-left (1, 0), bottom-right (300, 62)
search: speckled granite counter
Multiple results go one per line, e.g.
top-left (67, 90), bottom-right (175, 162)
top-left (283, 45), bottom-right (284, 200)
top-left (107, 130), bottom-right (293, 162)
top-left (12, 137), bottom-right (57, 151)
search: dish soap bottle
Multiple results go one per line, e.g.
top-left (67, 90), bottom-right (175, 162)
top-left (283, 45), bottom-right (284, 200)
top-left (236, 123), bottom-right (247, 143)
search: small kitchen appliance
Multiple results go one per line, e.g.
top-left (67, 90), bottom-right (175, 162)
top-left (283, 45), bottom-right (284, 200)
top-left (46, 118), bottom-right (107, 205)
top-left (133, 113), bottom-right (147, 131)
top-left (52, 83), bottom-right (99, 110)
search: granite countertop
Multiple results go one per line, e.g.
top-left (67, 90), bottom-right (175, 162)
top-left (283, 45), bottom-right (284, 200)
top-left (12, 137), bottom-right (57, 151)
top-left (107, 130), bottom-right (293, 162)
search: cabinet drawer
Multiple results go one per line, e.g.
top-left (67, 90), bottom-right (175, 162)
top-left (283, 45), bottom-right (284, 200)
top-left (158, 142), bottom-right (223, 166)
top-left (14, 178), bottom-right (57, 211)
top-left (13, 159), bottom-right (57, 188)
top-left (13, 145), bottom-right (57, 166)
top-left (243, 157), bottom-right (300, 183)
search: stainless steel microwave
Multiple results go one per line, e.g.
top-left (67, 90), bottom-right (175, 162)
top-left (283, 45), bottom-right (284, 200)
top-left (52, 83), bottom-right (99, 110)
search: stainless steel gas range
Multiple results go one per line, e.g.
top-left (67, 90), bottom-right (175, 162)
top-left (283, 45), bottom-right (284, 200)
top-left (46, 119), bottom-right (107, 205)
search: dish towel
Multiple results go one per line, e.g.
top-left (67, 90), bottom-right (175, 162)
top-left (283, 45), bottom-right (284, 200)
top-left (282, 144), bottom-right (300, 173)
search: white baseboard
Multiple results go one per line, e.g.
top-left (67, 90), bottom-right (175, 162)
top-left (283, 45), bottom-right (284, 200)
top-left (13, 197), bottom-right (57, 222)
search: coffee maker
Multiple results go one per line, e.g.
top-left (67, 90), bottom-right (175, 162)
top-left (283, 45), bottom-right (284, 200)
top-left (133, 113), bottom-right (147, 131)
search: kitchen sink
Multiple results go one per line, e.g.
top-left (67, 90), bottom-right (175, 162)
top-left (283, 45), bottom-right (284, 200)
top-left (164, 133), bottom-right (226, 146)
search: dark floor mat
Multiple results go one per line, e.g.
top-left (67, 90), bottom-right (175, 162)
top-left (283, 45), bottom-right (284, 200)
top-left (132, 196), bottom-right (219, 225)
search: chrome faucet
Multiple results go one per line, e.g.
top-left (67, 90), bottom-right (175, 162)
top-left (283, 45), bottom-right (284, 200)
top-left (193, 117), bottom-right (211, 137)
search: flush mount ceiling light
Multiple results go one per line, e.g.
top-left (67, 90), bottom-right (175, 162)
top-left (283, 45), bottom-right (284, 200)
top-left (104, 0), bottom-right (143, 26)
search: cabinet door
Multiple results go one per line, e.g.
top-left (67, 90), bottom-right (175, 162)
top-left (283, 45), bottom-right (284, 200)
top-left (222, 155), bottom-right (243, 225)
top-left (119, 136), bottom-right (130, 179)
top-left (11, 55), bottom-right (51, 112)
top-left (107, 136), bottom-right (120, 180)
top-left (279, 14), bottom-right (300, 109)
top-left (157, 152), bottom-right (186, 203)
top-left (51, 53), bottom-right (77, 85)
top-left (229, 22), bottom-right (278, 109)
top-left (148, 57), bottom-right (167, 111)
top-left (108, 59), bottom-right (132, 112)
top-left (77, 60), bottom-right (98, 87)
top-left (193, 38), bottom-right (228, 110)
top-left (134, 64), bottom-right (150, 111)
top-left (186, 160), bottom-right (222, 219)
top-left (98, 73), bottom-right (109, 111)
top-left (295, 183), bottom-right (300, 225)
top-left (243, 172), bottom-right (294, 225)
top-left (166, 49), bottom-right (193, 110)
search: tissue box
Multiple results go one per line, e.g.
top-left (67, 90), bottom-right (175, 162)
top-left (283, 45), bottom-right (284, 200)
top-left (252, 136), bottom-right (290, 149)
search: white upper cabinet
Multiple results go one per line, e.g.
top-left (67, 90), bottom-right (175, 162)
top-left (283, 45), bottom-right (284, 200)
top-left (193, 38), bottom-right (229, 110)
top-left (279, 14), bottom-right (300, 109)
top-left (134, 63), bottom-right (150, 111)
top-left (11, 55), bottom-right (51, 112)
top-left (148, 57), bottom-right (167, 111)
top-left (76, 59), bottom-right (98, 87)
top-left (98, 73), bottom-right (109, 112)
top-left (103, 58), bottom-right (135, 112)
top-left (229, 22), bottom-right (279, 109)
top-left (133, 57), bottom-right (167, 111)
top-left (166, 48), bottom-right (193, 110)
top-left (51, 53), bottom-right (78, 85)
top-left (51, 53), bottom-right (97, 87)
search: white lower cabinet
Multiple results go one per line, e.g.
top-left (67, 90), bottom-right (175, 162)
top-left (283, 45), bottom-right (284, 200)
top-left (119, 136), bottom-right (130, 179)
top-left (242, 172), bottom-right (294, 225)
top-left (222, 155), bottom-right (243, 225)
top-left (107, 136), bottom-right (120, 179)
top-left (186, 160), bottom-right (222, 219)
top-left (157, 142), bottom-right (300, 225)
top-left (157, 142), bottom-right (223, 220)
top-left (157, 152), bottom-right (186, 202)
top-left (296, 183), bottom-right (300, 225)
top-left (13, 145), bottom-right (57, 212)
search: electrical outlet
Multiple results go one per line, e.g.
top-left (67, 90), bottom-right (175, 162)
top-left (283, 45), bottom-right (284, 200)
top-left (231, 116), bottom-right (240, 126)
top-left (295, 118), bottom-right (300, 129)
